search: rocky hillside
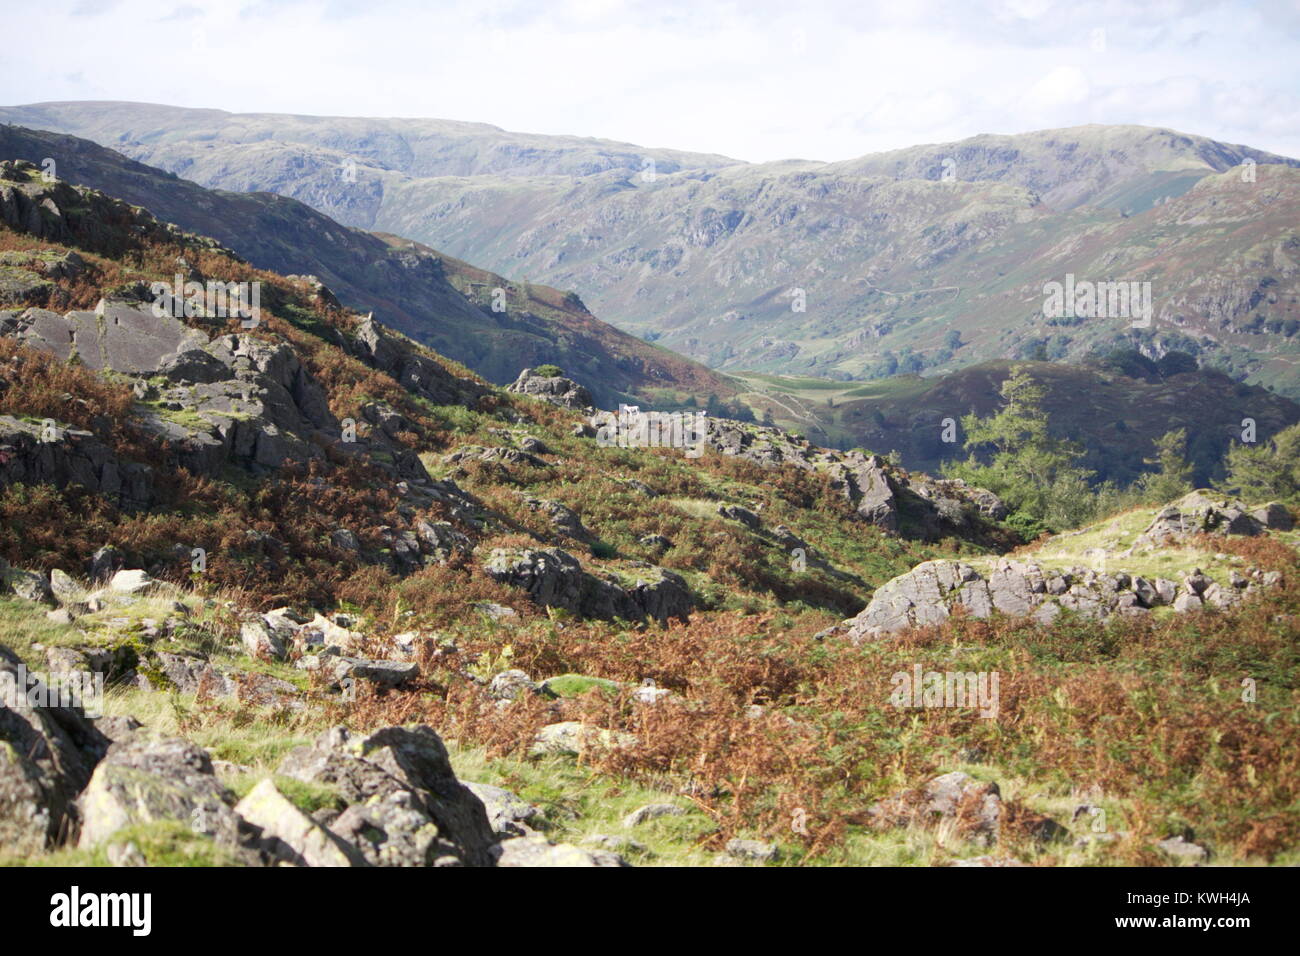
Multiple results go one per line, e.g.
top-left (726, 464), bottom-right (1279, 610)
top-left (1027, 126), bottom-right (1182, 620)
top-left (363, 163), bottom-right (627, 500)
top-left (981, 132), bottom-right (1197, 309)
top-left (0, 124), bottom-right (739, 410)
top-left (2, 157), bottom-right (1298, 868)
top-left (9, 105), bottom-right (1298, 398)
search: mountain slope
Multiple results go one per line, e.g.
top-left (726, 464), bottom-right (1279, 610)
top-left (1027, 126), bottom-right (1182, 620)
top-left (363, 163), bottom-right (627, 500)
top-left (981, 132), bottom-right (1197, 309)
top-left (7, 103), bottom-right (1298, 396)
top-left (0, 123), bottom-right (738, 409)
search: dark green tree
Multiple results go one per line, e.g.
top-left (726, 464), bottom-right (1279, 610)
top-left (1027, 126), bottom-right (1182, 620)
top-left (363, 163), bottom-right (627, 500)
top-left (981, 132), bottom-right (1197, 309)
top-left (1137, 428), bottom-right (1194, 503)
top-left (944, 365), bottom-right (1096, 530)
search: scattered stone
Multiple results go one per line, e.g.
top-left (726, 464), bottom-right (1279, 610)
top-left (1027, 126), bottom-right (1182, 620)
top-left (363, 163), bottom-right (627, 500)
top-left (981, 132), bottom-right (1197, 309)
top-left (582, 833), bottom-right (647, 855)
top-left (328, 656), bottom-right (419, 690)
top-left (1252, 501), bottom-right (1294, 531)
top-left (724, 838), bottom-right (779, 862)
top-left (951, 855), bottom-right (1030, 867)
top-left (77, 731), bottom-right (241, 849)
top-left (464, 782), bottom-right (542, 838)
top-left (1156, 835), bottom-right (1208, 863)
top-left (491, 835), bottom-right (628, 867)
top-left (530, 721), bottom-right (638, 758)
top-left (2, 566), bottom-right (54, 604)
top-left (622, 803), bottom-right (687, 827)
top-left (241, 620), bottom-right (287, 660)
top-left (89, 546), bottom-right (125, 581)
top-left (718, 503), bottom-right (762, 529)
top-left (506, 368), bottom-right (593, 411)
top-left (0, 643), bottom-right (109, 853)
top-left (488, 669), bottom-right (537, 700)
top-left (108, 569), bottom-right (153, 594)
top-left (276, 725), bottom-right (496, 867)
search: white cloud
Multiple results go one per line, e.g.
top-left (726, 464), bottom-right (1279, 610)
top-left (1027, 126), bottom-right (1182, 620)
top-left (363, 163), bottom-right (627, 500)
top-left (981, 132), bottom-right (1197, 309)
top-left (1023, 66), bottom-right (1093, 110)
top-left (2, 0), bottom-right (1298, 161)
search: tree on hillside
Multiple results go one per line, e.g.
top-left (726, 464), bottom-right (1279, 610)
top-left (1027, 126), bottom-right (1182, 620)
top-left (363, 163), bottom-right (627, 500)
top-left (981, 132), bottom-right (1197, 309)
top-left (1137, 428), bottom-right (1194, 503)
top-left (943, 365), bottom-right (1095, 532)
top-left (1216, 422), bottom-right (1300, 503)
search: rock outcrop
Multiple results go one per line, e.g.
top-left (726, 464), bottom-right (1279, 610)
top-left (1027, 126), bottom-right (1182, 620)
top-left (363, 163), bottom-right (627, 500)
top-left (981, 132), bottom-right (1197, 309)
top-left (842, 556), bottom-right (1279, 641)
top-left (507, 367), bottom-right (593, 410)
top-left (276, 725), bottom-right (497, 867)
top-left (0, 414), bottom-right (155, 510)
top-left (1136, 490), bottom-right (1273, 545)
top-left (483, 546), bottom-right (692, 621)
top-left (583, 412), bottom-right (1006, 541)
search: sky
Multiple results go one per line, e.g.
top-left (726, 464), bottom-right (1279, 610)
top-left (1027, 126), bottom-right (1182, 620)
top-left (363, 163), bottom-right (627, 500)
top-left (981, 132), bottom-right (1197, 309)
top-left (3, 0), bottom-right (1299, 162)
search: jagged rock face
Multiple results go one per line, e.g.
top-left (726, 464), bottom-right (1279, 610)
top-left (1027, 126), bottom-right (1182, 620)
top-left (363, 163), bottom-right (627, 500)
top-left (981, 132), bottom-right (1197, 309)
top-left (827, 452), bottom-right (898, 531)
top-left (0, 159), bottom-right (224, 259)
top-left (0, 643), bottom-right (109, 852)
top-left (484, 546), bottom-right (692, 622)
top-left (1, 302), bottom-right (488, 488)
top-left (507, 367), bottom-right (594, 410)
top-left (0, 250), bottom-right (85, 306)
top-left (0, 414), bottom-right (154, 510)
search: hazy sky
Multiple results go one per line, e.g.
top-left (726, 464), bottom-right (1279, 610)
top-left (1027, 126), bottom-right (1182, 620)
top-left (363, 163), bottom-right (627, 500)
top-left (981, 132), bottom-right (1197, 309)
top-left (5, 0), bottom-right (1299, 161)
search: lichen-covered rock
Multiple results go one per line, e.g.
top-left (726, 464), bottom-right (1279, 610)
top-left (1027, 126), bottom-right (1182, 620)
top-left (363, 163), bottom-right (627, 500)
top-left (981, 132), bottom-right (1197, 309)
top-left (869, 771), bottom-right (1005, 846)
top-left (530, 721), bottom-right (638, 758)
top-left (235, 778), bottom-right (368, 867)
top-left (829, 452), bottom-right (898, 530)
top-left (240, 620), bottom-right (287, 660)
top-left (276, 725), bottom-right (496, 867)
top-left (77, 731), bottom-right (241, 848)
top-left (622, 803), bottom-right (686, 827)
top-left (464, 782), bottom-right (542, 838)
top-left (488, 669), bottom-right (538, 701)
top-left (2, 565), bottom-right (54, 604)
top-left (326, 656), bottom-right (419, 690)
top-left (842, 551), bottom-right (1279, 641)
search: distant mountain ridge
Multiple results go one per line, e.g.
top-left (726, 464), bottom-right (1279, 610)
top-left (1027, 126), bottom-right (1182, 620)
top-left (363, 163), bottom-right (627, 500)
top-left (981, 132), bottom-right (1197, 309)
top-left (0, 122), bottom-right (738, 408)
top-left (5, 102), bottom-right (1297, 400)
